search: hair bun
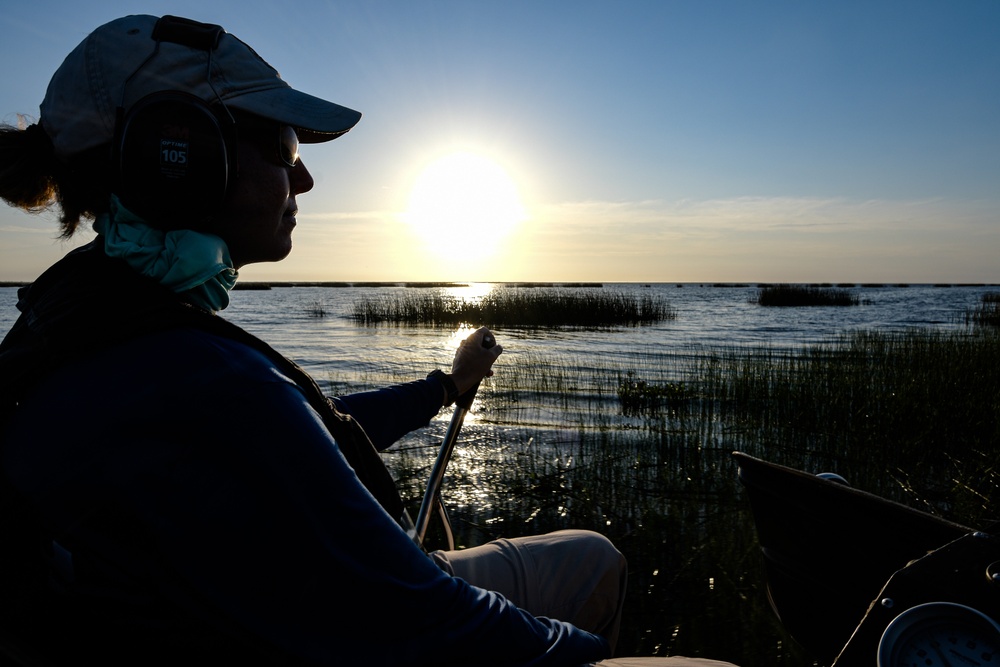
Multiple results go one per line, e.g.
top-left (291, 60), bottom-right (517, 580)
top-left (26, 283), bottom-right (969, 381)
top-left (0, 121), bottom-right (57, 214)
top-left (23, 122), bottom-right (54, 154)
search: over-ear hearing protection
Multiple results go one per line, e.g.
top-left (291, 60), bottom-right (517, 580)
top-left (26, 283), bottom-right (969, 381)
top-left (111, 16), bottom-right (237, 227)
top-left (114, 91), bottom-right (236, 226)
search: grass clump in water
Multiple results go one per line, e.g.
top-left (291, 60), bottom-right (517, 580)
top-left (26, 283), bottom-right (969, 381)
top-left (616, 372), bottom-right (695, 416)
top-left (754, 284), bottom-right (859, 307)
top-left (966, 292), bottom-right (1000, 327)
top-left (352, 288), bottom-right (675, 327)
top-left (693, 329), bottom-right (1000, 523)
top-left (481, 327), bottom-right (1000, 526)
top-left (306, 300), bottom-right (327, 317)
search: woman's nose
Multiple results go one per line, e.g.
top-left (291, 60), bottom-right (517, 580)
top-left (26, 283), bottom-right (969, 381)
top-left (291, 159), bottom-right (315, 194)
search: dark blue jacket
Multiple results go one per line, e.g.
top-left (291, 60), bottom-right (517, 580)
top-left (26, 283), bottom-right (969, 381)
top-left (0, 245), bottom-right (610, 666)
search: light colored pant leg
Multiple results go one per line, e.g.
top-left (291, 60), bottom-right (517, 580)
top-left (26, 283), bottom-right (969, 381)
top-left (593, 659), bottom-right (739, 666)
top-left (431, 529), bottom-right (628, 651)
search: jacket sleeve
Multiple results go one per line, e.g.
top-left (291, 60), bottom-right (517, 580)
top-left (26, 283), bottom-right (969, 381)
top-left (331, 379), bottom-right (444, 451)
top-left (167, 370), bottom-right (610, 666)
top-left (234, 376), bottom-right (608, 665)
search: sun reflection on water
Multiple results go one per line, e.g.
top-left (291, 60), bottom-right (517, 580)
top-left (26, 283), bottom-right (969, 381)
top-left (441, 282), bottom-right (497, 302)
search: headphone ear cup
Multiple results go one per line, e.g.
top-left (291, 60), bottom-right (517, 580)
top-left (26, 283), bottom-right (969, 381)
top-left (114, 92), bottom-right (236, 226)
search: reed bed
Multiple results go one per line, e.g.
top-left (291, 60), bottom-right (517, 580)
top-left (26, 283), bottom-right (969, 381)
top-left (352, 288), bottom-right (676, 327)
top-left (305, 300), bottom-right (327, 318)
top-left (402, 282), bottom-right (468, 288)
top-left (754, 284), bottom-right (859, 307)
top-left (966, 291), bottom-right (1000, 327)
top-left (477, 328), bottom-right (1000, 524)
top-left (382, 325), bottom-right (999, 664)
top-left (616, 372), bottom-right (696, 417)
top-left (508, 282), bottom-right (603, 288)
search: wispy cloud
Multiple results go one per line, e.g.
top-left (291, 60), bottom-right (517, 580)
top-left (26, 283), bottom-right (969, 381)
top-left (501, 195), bottom-right (1000, 282)
top-left (181, 196), bottom-right (1000, 283)
top-left (535, 196), bottom-right (997, 237)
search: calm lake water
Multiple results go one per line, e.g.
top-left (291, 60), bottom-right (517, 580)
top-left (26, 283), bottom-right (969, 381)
top-left (6, 281), bottom-right (988, 419)
top-left (2, 281), bottom-right (992, 368)
top-left (2, 281), bottom-right (996, 665)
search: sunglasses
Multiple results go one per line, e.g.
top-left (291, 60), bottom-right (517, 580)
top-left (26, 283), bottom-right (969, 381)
top-left (275, 124), bottom-right (300, 168)
top-left (235, 113), bottom-right (300, 167)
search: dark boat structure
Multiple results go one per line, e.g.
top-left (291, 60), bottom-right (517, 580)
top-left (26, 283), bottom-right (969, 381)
top-left (733, 451), bottom-right (1000, 666)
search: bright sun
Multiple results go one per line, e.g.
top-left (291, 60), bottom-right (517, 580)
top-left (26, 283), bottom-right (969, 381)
top-left (402, 151), bottom-right (525, 261)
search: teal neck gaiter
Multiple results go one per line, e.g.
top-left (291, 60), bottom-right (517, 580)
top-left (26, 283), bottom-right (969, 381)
top-left (94, 196), bottom-right (239, 312)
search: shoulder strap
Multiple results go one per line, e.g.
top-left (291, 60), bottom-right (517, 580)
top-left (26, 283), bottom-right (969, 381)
top-left (174, 311), bottom-right (405, 520)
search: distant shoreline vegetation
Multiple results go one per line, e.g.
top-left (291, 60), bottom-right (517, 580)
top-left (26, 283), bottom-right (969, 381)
top-left (351, 288), bottom-right (675, 327)
top-left (231, 281), bottom-right (606, 290)
top-left (5, 281), bottom-right (1000, 290)
top-left (232, 281), bottom-right (473, 290)
top-left (753, 283), bottom-right (860, 307)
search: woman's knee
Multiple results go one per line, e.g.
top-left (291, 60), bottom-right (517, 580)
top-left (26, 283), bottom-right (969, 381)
top-left (546, 530), bottom-right (627, 576)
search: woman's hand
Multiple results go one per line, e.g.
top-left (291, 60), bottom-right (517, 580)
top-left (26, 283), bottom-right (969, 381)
top-left (448, 327), bottom-right (503, 396)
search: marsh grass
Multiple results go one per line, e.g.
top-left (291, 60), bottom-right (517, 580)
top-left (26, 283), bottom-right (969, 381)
top-left (305, 300), bottom-right (327, 318)
top-left (711, 331), bottom-right (998, 521)
top-left (505, 282), bottom-right (601, 288)
top-left (755, 284), bottom-right (860, 307)
top-left (486, 328), bottom-right (1000, 524)
top-left (617, 371), bottom-right (697, 416)
top-left (385, 326), bottom-right (999, 663)
top-left (966, 292), bottom-right (1000, 327)
top-left (352, 288), bottom-right (676, 327)
top-left (403, 282), bottom-right (469, 288)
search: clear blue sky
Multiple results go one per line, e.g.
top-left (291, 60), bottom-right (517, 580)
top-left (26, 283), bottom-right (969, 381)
top-left (2, 1), bottom-right (998, 283)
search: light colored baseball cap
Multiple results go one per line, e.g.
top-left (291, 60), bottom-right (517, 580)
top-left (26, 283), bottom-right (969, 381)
top-left (40, 14), bottom-right (362, 161)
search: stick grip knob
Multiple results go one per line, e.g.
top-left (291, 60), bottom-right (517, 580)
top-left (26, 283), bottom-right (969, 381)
top-left (455, 331), bottom-right (496, 410)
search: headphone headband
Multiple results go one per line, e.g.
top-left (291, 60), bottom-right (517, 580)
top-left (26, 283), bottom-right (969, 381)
top-left (151, 15), bottom-right (224, 50)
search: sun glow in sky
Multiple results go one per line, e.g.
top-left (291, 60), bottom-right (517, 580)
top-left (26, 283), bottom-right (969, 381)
top-left (0, 1), bottom-right (998, 283)
top-left (402, 151), bottom-right (525, 262)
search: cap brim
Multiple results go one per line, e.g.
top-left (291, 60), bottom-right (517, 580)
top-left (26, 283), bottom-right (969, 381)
top-left (225, 86), bottom-right (362, 143)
